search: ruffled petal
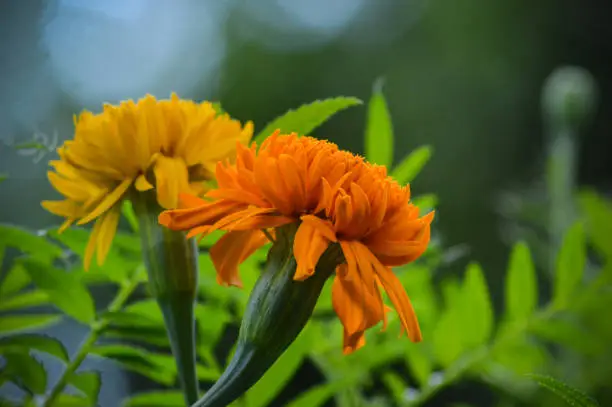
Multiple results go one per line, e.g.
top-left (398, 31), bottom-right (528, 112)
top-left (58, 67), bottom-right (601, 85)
top-left (210, 230), bottom-right (269, 287)
top-left (293, 221), bottom-right (331, 281)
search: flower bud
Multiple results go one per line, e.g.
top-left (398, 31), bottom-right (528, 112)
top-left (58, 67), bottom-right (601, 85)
top-left (192, 223), bottom-right (342, 407)
top-left (132, 190), bottom-right (199, 405)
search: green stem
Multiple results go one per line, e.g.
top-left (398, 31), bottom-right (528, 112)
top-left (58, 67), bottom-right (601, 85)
top-left (42, 267), bottom-right (144, 407)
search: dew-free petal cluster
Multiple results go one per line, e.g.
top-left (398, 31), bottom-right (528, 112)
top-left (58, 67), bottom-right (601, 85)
top-left (160, 132), bottom-right (434, 353)
top-left (42, 93), bottom-right (253, 269)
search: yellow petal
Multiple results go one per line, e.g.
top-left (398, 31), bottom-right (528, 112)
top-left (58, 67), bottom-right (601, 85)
top-left (96, 206), bottom-right (121, 266)
top-left (77, 178), bottom-right (132, 225)
top-left (153, 155), bottom-right (190, 209)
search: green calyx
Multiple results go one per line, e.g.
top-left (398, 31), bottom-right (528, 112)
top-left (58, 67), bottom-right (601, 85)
top-left (193, 223), bottom-right (341, 407)
top-left (132, 190), bottom-right (200, 405)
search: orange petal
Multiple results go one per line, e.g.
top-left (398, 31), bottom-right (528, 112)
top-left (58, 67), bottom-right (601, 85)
top-left (210, 230), bottom-right (268, 287)
top-left (299, 215), bottom-right (337, 242)
top-left (369, 254), bottom-right (422, 342)
top-left (293, 221), bottom-right (331, 281)
top-left (159, 199), bottom-right (246, 231)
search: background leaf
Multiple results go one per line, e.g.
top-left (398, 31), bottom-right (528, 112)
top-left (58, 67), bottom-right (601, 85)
top-left (0, 290), bottom-right (49, 312)
top-left (554, 222), bottom-right (586, 309)
top-left (391, 145), bottom-right (433, 185)
top-left (22, 259), bottom-right (96, 324)
top-left (461, 263), bottom-right (494, 348)
top-left (68, 371), bottom-right (101, 406)
top-left (0, 334), bottom-right (68, 362)
top-left (0, 225), bottom-right (62, 261)
top-left (91, 345), bottom-right (176, 386)
top-left (505, 242), bottom-right (537, 322)
top-left (0, 314), bottom-right (61, 334)
top-left (527, 374), bottom-right (599, 407)
top-left (253, 97), bottom-right (362, 144)
top-left (578, 190), bottom-right (612, 261)
top-left (365, 79), bottom-right (394, 167)
top-left (0, 263), bottom-right (32, 296)
top-left (1, 352), bottom-right (47, 395)
top-left (122, 391), bottom-right (183, 407)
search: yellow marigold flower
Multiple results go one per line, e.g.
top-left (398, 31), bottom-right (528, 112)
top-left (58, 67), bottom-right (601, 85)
top-left (160, 132), bottom-right (434, 354)
top-left (42, 94), bottom-right (254, 270)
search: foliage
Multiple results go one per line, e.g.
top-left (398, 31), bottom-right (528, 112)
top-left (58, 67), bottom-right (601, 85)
top-left (1, 87), bottom-right (610, 407)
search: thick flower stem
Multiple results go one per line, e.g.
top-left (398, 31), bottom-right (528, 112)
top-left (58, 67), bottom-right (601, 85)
top-left (133, 191), bottom-right (200, 406)
top-left (192, 223), bottom-right (339, 407)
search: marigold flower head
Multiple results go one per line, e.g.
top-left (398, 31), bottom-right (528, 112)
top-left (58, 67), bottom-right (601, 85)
top-left (160, 132), bottom-right (434, 354)
top-left (42, 93), bottom-right (253, 270)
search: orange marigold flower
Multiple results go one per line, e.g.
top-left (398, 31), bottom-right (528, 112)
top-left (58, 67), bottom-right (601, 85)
top-left (159, 132), bottom-right (434, 353)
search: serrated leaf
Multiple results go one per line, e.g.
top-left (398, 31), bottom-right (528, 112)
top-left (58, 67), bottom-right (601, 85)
top-left (68, 371), bottom-right (101, 406)
top-left (91, 344), bottom-right (176, 385)
top-left (122, 391), bottom-right (184, 407)
top-left (2, 352), bottom-right (47, 395)
top-left (0, 334), bottom-right (68, 362)
top-left (0, 314), bottom-right (61, 334)
top-left (0, 290), bottom-right (49, 312)
top-left (22, 259), bottom-right (96, 324)
top-left (253, 97), bottom-right (362, 144)
top-left (527, 374), bottom-right (599, 407)
top-left (577, 189), bottom-right (612, 260)
top-left (365, 80), bottom-right (394, 167)
top-left (0, 225), bottom-right (62, 261)
top-left (554, 222), bottom-right (586, 309)
top-left (391, 145), bottom-right (433, 185)
top-left (461, 263), bottom-right (493, 347)
top-left (245, 325), bottom-right (312, 407)
top-left (505, 242), bottom-right (537, 322)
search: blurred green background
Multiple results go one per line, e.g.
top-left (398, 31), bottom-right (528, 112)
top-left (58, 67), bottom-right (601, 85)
top-left (1, 1), bottom-right (611, 406)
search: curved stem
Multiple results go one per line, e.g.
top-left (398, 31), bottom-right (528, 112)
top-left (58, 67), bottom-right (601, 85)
top-left (42, 267), bottom-right (144, 407)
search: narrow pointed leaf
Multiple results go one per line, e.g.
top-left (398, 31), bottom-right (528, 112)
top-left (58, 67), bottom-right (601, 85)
top-left (578, 189), bottom-right (612, 260)
top-left (392, 145), bottom-right (433, 184)
top-left (410, 194), bottom-right (438, 214)
top-left (0, 334), bottom-right (68, 362)
top-left (122, 200), bottom-right (139, 233)
top-left (91, 345), bottom-right (176, 385)
top-left (527, 374), bottom-right (599, 407)
top-left (0, 290), bottom-right (49, 311)
top-left (365, 79), bottom-right (394, 167)
top-left (254, 97), bottom-right (362, 144)
top-left (22, 259), bottom-right (96, 324)
top-left (49, 394), bottom-right (91, 407)
top-left (0, 263), bottom-right (32, 296)
top-left (0, 314), bottom-right (61, 334)
top-left (461, 263), bottom-right (493, 347)
top-left (505, 242), bottom-right (537, 322)
top-left (286, 379), bottom-right (353, 407)
top-left (554, 222), bottom-right (586, 309)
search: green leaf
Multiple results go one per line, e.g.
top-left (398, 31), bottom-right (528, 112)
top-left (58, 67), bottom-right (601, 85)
top-left (91, 344), bottom-right (176, 385)
top-left (411, 194), bottom-right (438, 213)
top-left (382, 372), bottom-right (407, 404)
top-left (0, 225), bottom-right (62, 261)
top-left (492, 336), bottom-right (550, 375)
top-left (195, 304), bottom-right (232, 346)
top-left (530, 319), bottom-right (605, 355)
top-left (505, 242), bottom-right (537, 322)
top-left (0, 290), bottom-right (49, 312)
top-left (391, 145), bottom-right (433, 185)
top-left (0, 173), bottom-right (7, 183)
top-left (461, 263), bottom-right (494, 347)
top-left (47, 228), bottom-right (137, 284)
top-left (365, 79), bottom-right (394, 167)
top-left (406, 344), bottom-right (432, 387)
top-left (122, 200), bottom-right (139, 233)
top-left (526, 374), bottom-right (599, 407)
top-left (22, 259), bottom-right (96, 324)
top-left (245, 325), bottom-right (312, 407)
top-left (0, 314), bottom-right (61, 334)
top-left (49, 394), bottom-right (91, 407)
top-left (253, 97), bottom-right (362, 144)
top-left (68, 371), bottom-right (101, 406)
top-left (554, 222), bottom-right (586, 309)
top-left (0, 263), bottom-right (32, 296)
top-left (211, 102), bottom-right (225, 115)
top-left (2, 352), bottom-right (47, 394)
top-left (0, 334), bottom-right (68, 362)
top-left (578, 189), bottom-right (612, 260)
top-left (122, 391), bottom-right (184, 407)
top-left (286, 380), bottom-right (352, 407)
